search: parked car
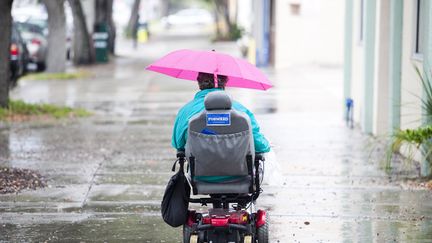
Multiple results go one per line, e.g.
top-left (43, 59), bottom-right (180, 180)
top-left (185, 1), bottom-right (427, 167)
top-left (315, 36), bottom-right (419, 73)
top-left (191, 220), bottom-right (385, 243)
top-left (15, 20), bottom-right (48, 71)
top-left (13, 8), bottom-right (73, 64)
top-left (161, 8), bottom-right (214, 29)
top-left (10, 22), bottom-right (30, 88)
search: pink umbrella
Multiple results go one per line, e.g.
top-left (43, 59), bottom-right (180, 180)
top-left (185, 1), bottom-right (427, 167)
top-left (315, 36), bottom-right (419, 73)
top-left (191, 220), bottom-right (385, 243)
top-left (145, 49), bottom-right (272, 90)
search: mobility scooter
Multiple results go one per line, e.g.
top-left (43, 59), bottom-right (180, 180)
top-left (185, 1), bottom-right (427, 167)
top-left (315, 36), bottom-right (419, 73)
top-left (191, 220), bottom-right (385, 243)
top-left (178, 91), bottom-right (269, 243)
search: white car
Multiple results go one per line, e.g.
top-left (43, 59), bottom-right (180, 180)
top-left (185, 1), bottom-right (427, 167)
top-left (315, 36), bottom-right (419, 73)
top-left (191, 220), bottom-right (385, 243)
top-left (161, 8), bottom-right (214, 29)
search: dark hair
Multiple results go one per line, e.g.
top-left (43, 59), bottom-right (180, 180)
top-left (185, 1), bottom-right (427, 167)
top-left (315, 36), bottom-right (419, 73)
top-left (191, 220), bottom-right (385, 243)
top-left (197, 72), bottom-right (228, 90)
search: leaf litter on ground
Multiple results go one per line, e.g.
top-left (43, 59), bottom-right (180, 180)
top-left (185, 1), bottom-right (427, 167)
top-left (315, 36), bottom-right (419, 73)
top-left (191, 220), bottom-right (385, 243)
top-left (0, 167), bottom-right (47, 194)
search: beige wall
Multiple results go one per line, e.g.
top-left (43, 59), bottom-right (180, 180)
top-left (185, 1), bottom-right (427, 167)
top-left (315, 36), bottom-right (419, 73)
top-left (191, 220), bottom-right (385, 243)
top-left (373, 0), bottom-right (390, 135)
top-left (400, 0), bottom-right (423, 130)
top-left (273, 0), bottom-right (345, 68)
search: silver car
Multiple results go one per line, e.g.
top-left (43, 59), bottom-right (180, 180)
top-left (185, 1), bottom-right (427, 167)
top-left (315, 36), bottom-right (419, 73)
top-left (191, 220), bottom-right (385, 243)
top-left (15, 20), bottom-right (48, 71)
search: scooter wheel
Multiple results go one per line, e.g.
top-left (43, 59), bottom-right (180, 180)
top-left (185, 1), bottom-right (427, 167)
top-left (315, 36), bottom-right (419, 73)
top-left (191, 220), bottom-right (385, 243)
top-left (190, 234), bottom-right (198, 243)
top-left (256, 221), bottom-right (269, 243)
top-left (183, 225), bottom-right (192, 243)
top-left (244, 235), bottom-right (252, 243)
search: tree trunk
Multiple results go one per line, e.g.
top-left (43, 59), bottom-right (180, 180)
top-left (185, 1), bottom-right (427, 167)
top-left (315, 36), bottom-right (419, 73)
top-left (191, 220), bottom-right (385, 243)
top-left (215, 0), bottom-right (231, 39)
top-left (0, 0), bottom-right (13, 108)
top-left (213, 5), bottom-right (221, 37)
top-left (69, 0), bottom-right (94, 65)
top-left (42, 0), bottom-right (66, 73)
top-left (126, 0), bottom-right (141, 37)
top-left (160, 0), bottom-right (172, 17)
top-left (95, 0), bottom-right (115, 54)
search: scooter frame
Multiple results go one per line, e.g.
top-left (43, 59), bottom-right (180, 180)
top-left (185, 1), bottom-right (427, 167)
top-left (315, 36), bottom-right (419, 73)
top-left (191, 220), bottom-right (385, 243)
top-left (177, 152), bottom-right (268, 243)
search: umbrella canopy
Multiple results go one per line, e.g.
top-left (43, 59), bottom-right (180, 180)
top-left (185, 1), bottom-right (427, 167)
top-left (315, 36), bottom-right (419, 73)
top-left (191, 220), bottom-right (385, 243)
top-left (146, 49), bottom-right (272, 90)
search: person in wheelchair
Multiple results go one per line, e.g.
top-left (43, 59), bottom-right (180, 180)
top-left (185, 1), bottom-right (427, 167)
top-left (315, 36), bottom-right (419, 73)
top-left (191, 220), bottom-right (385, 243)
top-left (172, 72), bottom-right (270, 204)
top-left (172, 72), bottom-right (271, 242)
top-left (172, 72), bottom-right (270, 156)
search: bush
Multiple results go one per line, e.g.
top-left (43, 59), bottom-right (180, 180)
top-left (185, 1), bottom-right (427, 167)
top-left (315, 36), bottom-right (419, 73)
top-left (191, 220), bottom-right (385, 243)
top-left (387, 126), bottom-right (432, 173)
top-left (229, 24), bottom-right (244, 41)
top-left (386, 66), bottom-right (432, 175)
top-left (415, 66), bottom-right (432, 123)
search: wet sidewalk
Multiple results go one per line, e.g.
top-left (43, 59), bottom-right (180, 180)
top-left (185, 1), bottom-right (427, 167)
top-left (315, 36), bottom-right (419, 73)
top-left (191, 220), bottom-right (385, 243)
top-left (1, 32), bottom-right (432, 242)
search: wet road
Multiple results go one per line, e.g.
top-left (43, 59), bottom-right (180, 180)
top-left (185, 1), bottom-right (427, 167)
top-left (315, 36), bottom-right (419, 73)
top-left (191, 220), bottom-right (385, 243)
top-left (1, 30), bottom-right (432, 242)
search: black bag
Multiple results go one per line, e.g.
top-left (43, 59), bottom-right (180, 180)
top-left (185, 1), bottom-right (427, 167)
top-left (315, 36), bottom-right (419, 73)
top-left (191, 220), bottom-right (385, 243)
top-left (161, 160), bottom-right (190, 227)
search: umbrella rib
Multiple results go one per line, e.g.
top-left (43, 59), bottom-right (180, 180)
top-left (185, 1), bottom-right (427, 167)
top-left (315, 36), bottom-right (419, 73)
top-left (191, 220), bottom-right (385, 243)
top-left (234, 58), bottom-right (263, 89)
top-left (233, 58), bottom-right (244, 79)
top-left (170, 49), bottom-right (199, 78)
top-left (176, 50), bottom-right (208, 79)
top-left (214, 52), bottom-right (219, 74)
top-left (173, 50), bottom-right (197, 78)
top-left (237, 60), bottom-right (270, 90)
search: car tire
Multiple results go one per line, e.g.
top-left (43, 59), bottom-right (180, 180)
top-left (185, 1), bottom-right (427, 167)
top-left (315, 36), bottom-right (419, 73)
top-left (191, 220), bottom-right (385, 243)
top-left (66, 48), bottom-right (71, 60)
top-left (9, 74), bottom-right (18, 89)
top-left (37, 62), bottom-right (46, 72)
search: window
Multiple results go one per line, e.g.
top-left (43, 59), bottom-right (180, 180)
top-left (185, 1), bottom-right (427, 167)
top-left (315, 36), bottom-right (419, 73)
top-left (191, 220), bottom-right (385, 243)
top-left (289, 3), bottom-right (301, 16)
top-left (414, 0), bottom-right (425, 55)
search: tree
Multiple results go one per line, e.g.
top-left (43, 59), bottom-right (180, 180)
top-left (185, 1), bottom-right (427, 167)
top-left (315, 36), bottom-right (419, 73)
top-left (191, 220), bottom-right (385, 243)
top-left (0, 0), bottom-right (13, 108)
top-left (160, 0), bottom-right (172, 17)
top-left (216, 0), bottom-right (236, 39)
top-left (68, 0), bottom-right (94, 65)
top-left (42, 0), bottom-right (67, 73)
top-left (126, 0), bottom-right (141, 37)
top-left (204, 0), bottom-right (235, 40)
top-left (95, 0), bottom-right (115, 54)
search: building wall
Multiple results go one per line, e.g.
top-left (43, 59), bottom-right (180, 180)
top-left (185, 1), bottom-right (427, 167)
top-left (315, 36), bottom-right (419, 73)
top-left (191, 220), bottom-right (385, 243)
top-left (400, 0), bottom-right (423, 130)
top-left (349, 0), bottom-right (365, 129)
top-left (372, 0), bottom-right (390, 135)
top-left (273, 0), bottom-right (345, 68)
top-left (237, 0), bottom-right (253, 34)
top-left (347, 0), bottom-right (427, 135)
top-left (345, 0), bottom-right (431, 174)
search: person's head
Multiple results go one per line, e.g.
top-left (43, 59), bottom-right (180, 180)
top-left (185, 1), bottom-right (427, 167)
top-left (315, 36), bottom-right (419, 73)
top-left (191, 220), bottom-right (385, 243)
top-left (197, 72), bottom-right (228, 90)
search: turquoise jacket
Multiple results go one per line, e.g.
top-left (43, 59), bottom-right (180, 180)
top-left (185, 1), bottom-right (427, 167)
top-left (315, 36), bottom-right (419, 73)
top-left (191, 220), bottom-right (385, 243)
top-left (172, 88), bottom-right (270, 153)
top-left (172, 88), bottom-right (270, 183)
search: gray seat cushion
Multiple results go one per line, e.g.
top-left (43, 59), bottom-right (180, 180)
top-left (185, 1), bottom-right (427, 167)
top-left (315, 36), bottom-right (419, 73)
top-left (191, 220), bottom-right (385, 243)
top-left (194, 176), bottom-right (251, 194)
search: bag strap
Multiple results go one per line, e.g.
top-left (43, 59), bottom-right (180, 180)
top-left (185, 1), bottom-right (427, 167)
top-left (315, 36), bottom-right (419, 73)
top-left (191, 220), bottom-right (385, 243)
top-left (171, 158), bottom-right (185, 172)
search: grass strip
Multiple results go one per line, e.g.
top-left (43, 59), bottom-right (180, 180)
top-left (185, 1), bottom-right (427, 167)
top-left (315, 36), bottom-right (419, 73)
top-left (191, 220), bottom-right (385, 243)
top-left (21, 71), bottom-right (91, 81)
top-left (0, 100), bottom-right (91, 120)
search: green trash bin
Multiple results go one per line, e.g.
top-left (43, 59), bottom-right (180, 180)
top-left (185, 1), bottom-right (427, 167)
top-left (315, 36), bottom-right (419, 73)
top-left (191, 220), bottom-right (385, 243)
top-left (93, 24), bottom-right (109, 63)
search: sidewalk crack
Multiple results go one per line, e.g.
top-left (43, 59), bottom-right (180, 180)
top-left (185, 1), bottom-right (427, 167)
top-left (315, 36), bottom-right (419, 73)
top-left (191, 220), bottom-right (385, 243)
top-left (80, 160), bottom-right (104, 209)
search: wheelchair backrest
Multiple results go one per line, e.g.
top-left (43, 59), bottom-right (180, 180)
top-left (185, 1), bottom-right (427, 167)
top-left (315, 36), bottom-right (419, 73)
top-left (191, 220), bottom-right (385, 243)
top-left (185, 91), bottom-right (254, 177)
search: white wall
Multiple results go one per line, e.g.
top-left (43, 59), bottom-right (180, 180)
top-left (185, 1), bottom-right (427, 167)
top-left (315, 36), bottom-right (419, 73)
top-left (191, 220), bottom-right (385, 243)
top-left (373, 0), bottom-right (390, 135)
top-left (350, 0), bottom-right (365, 129)
top-left (237, 0), bottom-right (253, 33)
top-left (348, 0), bottom-right (425, 136)
top-left (273, 0), bottom-right (345, 68)
top-left (400, 0), bottom-right (423, 130)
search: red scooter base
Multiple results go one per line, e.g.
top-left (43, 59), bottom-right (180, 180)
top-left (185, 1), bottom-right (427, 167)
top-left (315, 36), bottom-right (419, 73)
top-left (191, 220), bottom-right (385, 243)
top-left (183, 209), bottom-right (269, 243)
